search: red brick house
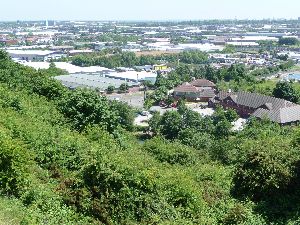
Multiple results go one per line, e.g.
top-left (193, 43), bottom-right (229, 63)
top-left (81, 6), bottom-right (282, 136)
top-left (173, 79), bottom-right (216, 102)
top-left (211, 91), bottom-right (300, 125)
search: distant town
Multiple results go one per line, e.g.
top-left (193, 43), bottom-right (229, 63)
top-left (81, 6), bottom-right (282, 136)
top-left (3, 14), bottom-right (300, 224)
top-left (1, 19), bottom-right (300, 128)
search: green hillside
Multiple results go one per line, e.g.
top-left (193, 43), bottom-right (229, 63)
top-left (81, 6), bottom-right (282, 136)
top-left (0, 50), bottom-right (300, 224)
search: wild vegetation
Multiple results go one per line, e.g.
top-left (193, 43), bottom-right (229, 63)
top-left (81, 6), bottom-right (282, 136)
top-left (1, 49), bottom-right (300, 224)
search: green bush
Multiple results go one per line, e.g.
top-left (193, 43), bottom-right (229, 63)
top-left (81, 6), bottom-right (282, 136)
top-left (143, 137), bottom-right (198, 165)
top-left (232, 150), bottom-right (294, 201)
top-left (0, 129), bottom-right (31, 196)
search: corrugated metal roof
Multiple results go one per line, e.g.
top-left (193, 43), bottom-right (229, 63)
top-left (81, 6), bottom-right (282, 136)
top-left (217, 91), bottom-right (296, 110)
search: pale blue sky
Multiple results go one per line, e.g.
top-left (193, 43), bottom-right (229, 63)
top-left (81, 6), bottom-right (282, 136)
top-left (2, 0), bottom-right (300, 21)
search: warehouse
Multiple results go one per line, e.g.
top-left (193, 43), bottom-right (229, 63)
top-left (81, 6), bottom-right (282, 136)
top-left (7, 50), bottom-right (65, 61)
top-left (105, 70), bottom-right (157, 82)
top-left (54, 73), bottom-right (138, 91)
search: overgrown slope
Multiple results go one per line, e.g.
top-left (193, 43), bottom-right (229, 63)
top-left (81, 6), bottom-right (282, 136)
top-left (1, 51), bottom-right (300, 224)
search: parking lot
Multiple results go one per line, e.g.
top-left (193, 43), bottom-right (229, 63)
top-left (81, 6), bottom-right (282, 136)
top-left (106, 92), bottom-right (145, 109)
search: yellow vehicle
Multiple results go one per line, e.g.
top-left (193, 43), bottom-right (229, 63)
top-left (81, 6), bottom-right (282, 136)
top-left (153, 64), bottom-right (168, 71)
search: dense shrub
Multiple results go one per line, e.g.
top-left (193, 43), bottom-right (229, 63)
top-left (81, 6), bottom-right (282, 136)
top-left (143, 137), bottom-right (198, 165)
top-left (232, 150), bottom-right (295, 201)
top-left (0, 129), bottom-right (31, 196)
top-left (58, 88), bottom-right (118, 132)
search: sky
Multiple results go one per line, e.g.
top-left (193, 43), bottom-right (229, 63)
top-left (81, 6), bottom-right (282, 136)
top-left (1, 0), bottom-right (300, 21)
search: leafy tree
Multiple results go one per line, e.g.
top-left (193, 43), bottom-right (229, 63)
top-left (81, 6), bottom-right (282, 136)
top-left (273, 81), bottom-right (299, 103)
top-left (225, 109), bottom-right (239, 123)
top-left (178, 128), bottom-right (213, 151)
top-left (111, 101), bottom-right (135, 131)
top-left (279, 37), bottom-right (299, 46)
top-left (232, 150), bottom-right (294, 201)
top-left (106, 85), bottom-right (115, 94)
top-left (223, 203), bottom-right (249, 225)
top-left (182, 109), bottom-right (205, 130)
top-left (204, 65), bottom-right (217, 82)
top-left (58, 88), bottom-right (118, 132)
top-left (148, 111), bottom-right (161, 135)
top-left (31, 74), bottom-right (67, 100)
top-left (225, 64), bottom-right (247, 82)
top-left (214, 120), bottom-right (232, 138)
top-left (0, 50), bottom-right (9, 61)
top-left (165, 95), bottom-right (175, 107)
top-left (160, 111), bottom-right (183, 139)
top-left (141, 80), bottom-right (154, 89)
top-left (177, 98), bottom-right (187, 115)
top-left (222, 44), bottom-right (236, 54)
top-left (154, 71), bottom-right (165, 87)
top-left (144, 97), bottom-right (155, 110)
top-left (279, 60), bottom-right (295, 71)
top-left (178, 51), bottom-right (208, 64)
top-left (119, 83), bottom-right (129, 93)
top-left (38, 63), bottom-right (67, 77)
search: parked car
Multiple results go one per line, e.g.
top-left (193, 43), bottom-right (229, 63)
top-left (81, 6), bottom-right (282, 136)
top-left (141, 111), bottom-right (150, 116)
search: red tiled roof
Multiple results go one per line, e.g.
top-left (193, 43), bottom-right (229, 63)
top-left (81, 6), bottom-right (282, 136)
top-left (174, 82), bottom-right (199, 93)
top-left (190, 79), bottom-right (216, 87)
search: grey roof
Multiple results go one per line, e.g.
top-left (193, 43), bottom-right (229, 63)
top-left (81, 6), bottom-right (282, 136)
top-left (216, 91), bottom-right (300, 124)
top-left (253, 106), bottom-right (300, 124)
top-left (217, 91), bottom-right (296, 110)
top-left (54, 73), bottom-right (137, 90)
top-left (200, 89), bottom-right (215, 98)
top-left (216, 91), bottom-right (232, 100)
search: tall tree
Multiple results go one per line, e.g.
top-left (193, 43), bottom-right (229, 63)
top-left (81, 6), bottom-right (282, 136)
top-left (273, 81), bottom-right (299, 103)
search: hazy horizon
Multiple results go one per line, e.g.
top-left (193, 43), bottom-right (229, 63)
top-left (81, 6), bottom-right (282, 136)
top-left (0, 18), bottom-right (299, 22)
top-left (1, 0), bottom-right (300, 21)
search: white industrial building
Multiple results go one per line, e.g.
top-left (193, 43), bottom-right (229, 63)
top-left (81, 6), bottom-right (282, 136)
top-left (7, 50), bottom-right (66, 62)
top-left (20, 62), bottom-right (114, 74)
top-left (106, 70), bottom-right (157, 83)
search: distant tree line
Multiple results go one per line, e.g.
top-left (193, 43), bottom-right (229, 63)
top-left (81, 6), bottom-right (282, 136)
top-left (71, 50), bottom-right (209, 68)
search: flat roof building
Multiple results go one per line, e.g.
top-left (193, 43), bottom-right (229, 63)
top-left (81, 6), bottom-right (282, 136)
top-left (54, 73), bottom-right (138, 91)
top-left (7, 50), bottom-right (65, 62)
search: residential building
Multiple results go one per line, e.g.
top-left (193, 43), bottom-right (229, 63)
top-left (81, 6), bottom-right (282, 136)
top-left (212, 91), bottom-right (300, 125)
top-left (190, 79), bottom-right (216, 88)
top-left (173, 79), bottom-right (216, 102)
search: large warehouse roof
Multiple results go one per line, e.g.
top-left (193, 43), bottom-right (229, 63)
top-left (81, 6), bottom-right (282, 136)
top-left (20, 61), bottom-right (114, 73)
top-left (54, 73), bottom-right (137, 90)
top-left (7, 50), bottom-right (56, 56)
